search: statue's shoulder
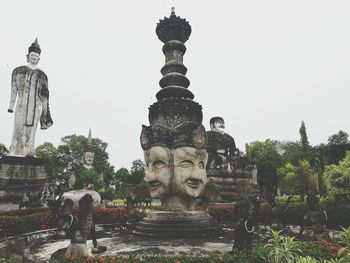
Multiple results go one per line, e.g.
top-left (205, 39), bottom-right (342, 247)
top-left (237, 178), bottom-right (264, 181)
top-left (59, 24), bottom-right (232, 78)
top-left (12, 66), bottom-right (27, 74)
top-left (223, 133), bottom-right (234, 141)
top-left (206, 130), bottom-right (218, 140)
top-left (36, 68), bottom-right (47, 77)
top-left (35, 69), bottom-right (48, 82)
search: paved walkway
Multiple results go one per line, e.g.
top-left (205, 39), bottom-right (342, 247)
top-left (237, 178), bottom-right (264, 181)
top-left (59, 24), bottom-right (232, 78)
top-left (32, 228), bottom-right (235, 260)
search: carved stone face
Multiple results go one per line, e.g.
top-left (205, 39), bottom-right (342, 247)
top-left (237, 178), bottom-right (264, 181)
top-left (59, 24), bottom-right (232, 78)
top-left (173, 147), bottom-right (208, 198)
top-left (144, 146), bottom-right (172, 199)
top-left (83, 151), bottom-right (94, 166)
top-left (211, 120), bottom-right (225, 134)
top-left (27, 52), bottom-right (40, 66)
top-left (144, 146), bottom-right (208, 206)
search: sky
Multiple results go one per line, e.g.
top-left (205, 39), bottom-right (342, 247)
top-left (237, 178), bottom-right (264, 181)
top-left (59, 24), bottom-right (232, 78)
top-left (1, 1), bottom-right (349, 170)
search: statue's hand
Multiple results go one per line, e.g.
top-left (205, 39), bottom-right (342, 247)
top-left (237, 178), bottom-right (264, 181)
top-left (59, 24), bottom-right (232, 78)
top-left (7, 109), bottom-right (13, 113)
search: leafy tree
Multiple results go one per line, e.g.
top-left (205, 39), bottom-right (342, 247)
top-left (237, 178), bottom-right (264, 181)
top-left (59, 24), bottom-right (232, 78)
top-left (246, 140), bottom-right (283, 196)
top-left (324, 152), bottom-right (350, 196)
top-left (78, 168), bottom-right (103, 191)
top-left (315, 131), bottom-right (350, 167)
top-left (36, 134), bottom-right (116, 192)
top-left (114, 168), bottom-right (130, 183)
top-left (299, 120), bottom-right (310, 161)
top-left (36, 142), bottom-right (65, 184)
top-left (128, 159), bottom-right (145, 185)
top-left (57, 134), bottom-right (115, 186)
top-left (328, 130), bottom-right (349, 145)
top-left (279, 141), bottom-right (304, 166)
top-left (278, 160), bottom-right (318, 200)
top-left (0, 144), bottom-right (9, 158)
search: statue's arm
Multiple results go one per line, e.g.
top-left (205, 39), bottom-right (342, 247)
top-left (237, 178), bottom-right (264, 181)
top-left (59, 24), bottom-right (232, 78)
top-left (8, 69), bottom-right (18, 113)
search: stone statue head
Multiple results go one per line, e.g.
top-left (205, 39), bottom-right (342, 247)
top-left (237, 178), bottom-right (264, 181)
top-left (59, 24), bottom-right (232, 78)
top-left (26, 38), bottom-right (41, 66)
top-left (144, 146), bottom-right (208, 203)
top-left (210, 117), bottom-right (225, 134)
top-left (83, 151), bottom-right (94, 166)
top-left (82, 129), bottom-right (94, 167)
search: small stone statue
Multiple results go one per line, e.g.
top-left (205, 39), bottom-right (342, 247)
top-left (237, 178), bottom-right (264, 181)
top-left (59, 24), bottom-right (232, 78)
top-left (299, 191), bottom-right (327, 236)
top-left (82, 129), bottom-right (95, 171)
top-left (233, 197), bottom-right (262, 250)
top-left (49, 194), bottom-right (106, 259)
top-left (7, 39), bottom-right (53, 156)
top-left (206, 117), bottom-right (238, 170)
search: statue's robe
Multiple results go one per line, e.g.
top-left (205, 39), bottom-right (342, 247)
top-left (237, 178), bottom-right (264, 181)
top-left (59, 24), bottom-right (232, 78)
top-left (206, 131), bottom-right (236, 168)
top-left (8, 66), bottom-right (53, 156)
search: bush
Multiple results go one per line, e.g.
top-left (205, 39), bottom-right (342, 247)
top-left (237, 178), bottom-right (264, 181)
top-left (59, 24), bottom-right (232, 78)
top-left (0, 207), bottom-right (49, 216)
top-left (265, 230), bottom-right (302, 263)
top-left (278, 201), bottom-right (307, 225)
top-left (209, 205), bottom-right (235, 222)
top-left (47, 250), bottom-right (268, 263)
top-left (299, 240), bottom-right (339, 260)
top-left (0, 207), bottom-right (146, 239)
top-left (0, 211), bottom-right (54, 239)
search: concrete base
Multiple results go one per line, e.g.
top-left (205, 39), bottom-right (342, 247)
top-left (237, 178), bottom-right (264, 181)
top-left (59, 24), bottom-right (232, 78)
top-left (134, 210), bottom-right (220, 237)
top-left (0, 156), bottom-right (47, 203)
top-left (31, 228), bottom-right (233, 260)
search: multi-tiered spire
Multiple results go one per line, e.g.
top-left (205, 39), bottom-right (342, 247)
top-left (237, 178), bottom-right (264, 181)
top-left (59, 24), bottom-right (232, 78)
top-left (141, 8), bottom-right (206, 151)
top-left (155, 7), bottom-right (193, 101)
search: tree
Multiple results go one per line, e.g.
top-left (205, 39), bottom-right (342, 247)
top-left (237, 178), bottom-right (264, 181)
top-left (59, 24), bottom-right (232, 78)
top-left (57, 134), bottom-right (115, 186)
top-left (278, 160), bottom-right (318, 200)
top-left (324, 152), bottom-right (350, 196)
top-left (328, 130), bottom-right (349, 145)
top-left (36, 134), bottom-right (116, 191)
top-left (278, 163), bottom-right (299, 195)
top-left (279, 141), bottom-right (304, 166)
top-left (299, 120), bottom-right (310, 161)
top-left (114, 168), bottom-right (130, 184)
top-left (36, 142), bottom-right (65, 184)
top-left (315, 131), bottom-right (350, 167)
top-left (0, 144), bottom-right (9, 158)
top-left (128, 159), bottom-right (145, 185)
top-left (246, 140), bottom-right (283, 196)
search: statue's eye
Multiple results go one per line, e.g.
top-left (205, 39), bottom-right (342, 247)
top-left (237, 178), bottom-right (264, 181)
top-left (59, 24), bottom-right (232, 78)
top-left (153, 160), bottom-right (166, 169)
top-left (198, 161), bottom-right (205, 169)
top-left (179, 160), bottom-right (193, 168)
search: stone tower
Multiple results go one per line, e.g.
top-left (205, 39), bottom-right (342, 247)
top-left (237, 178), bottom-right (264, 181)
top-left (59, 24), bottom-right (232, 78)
top-left (136, 8), bottom-right (219, 237)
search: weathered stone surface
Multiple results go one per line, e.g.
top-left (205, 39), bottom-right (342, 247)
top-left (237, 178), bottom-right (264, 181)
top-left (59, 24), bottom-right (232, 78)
top-left (61, 190), bottom-right (101, 208)
top-left (138, 9), bottom-right (219, 236)
top-left (206, 117), bottom-right (258, 196)
top-left (7, 39), bottom-right (53, 157)
top-left (135, 211), bottom-right (219, 238)
top-left (0, 156), bottom-right (47, 203)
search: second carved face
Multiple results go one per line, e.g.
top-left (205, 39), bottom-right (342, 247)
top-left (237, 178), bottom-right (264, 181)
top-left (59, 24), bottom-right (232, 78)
top-left (144, 146), bottom-right (208, 203)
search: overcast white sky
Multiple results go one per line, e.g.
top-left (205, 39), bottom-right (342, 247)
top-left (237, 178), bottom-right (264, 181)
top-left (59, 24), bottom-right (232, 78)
top-left (1, 1), bottom-right (349, 169)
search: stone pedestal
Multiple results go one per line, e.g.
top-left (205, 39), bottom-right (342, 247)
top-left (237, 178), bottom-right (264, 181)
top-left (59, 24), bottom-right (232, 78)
top-left (207, 159), bottom-right (258, 201)
top-left (0, 156), bottom-right (47, 204)
top-left (135, 211), bottom-right (219, 238)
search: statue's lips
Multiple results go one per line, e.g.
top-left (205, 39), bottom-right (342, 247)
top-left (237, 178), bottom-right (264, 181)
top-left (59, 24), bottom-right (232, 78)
top-left (185, 178), bottom-right (202, 189)
top-left (147, 180), bottom-right (161, 190)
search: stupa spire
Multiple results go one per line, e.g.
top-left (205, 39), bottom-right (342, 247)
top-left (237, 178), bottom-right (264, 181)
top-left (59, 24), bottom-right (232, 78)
top-left (87, 128), bottom-right (92, 145)
top-left (155, 7), bottom-right (193, 100)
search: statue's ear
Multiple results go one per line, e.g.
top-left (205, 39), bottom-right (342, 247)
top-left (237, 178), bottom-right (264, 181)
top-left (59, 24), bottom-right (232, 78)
top-left (140, 125), bottom-right (151, 150)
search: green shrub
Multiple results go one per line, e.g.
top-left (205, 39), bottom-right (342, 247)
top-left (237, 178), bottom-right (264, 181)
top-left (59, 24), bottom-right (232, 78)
top-left (278, 201), bottom-right (307, 225)
top-left (265, 230), bottom-right (302, 263)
